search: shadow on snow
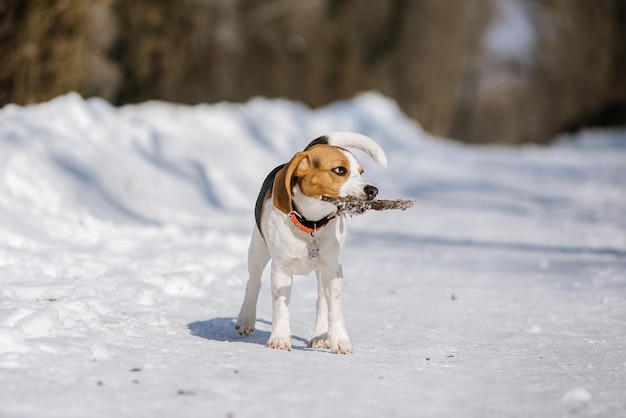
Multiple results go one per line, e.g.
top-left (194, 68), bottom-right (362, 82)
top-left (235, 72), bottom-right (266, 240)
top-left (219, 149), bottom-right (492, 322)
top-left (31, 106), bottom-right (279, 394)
top-left (187, 317), bottom-right (310, 349)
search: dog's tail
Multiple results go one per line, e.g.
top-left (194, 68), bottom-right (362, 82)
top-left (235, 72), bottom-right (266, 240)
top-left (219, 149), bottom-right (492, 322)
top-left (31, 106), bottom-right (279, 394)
top-left (304, 132), bottom-right (388, 167)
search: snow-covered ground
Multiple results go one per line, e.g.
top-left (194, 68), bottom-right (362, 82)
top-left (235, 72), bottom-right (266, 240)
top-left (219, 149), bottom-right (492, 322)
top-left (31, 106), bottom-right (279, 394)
top-left (0, 92), bottom-right (624, 417)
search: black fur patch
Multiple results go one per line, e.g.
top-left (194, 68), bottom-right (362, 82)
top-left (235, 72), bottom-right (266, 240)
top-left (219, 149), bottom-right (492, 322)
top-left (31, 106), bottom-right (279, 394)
top-left (304, 135), bottom-right (329, 151)
top-left (255, 164), bottom-right (285, 233)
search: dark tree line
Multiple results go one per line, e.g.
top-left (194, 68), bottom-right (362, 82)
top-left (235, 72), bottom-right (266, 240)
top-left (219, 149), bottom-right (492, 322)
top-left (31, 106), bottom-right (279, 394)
top-left (1, 0), bottom-right (624, 143)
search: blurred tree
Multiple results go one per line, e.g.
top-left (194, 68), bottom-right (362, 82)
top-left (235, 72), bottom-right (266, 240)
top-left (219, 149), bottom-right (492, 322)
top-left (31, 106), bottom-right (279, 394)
top-left (0, 0), bottom-right (624, 144)
top-left (0, 0), bottom-right (87, 104)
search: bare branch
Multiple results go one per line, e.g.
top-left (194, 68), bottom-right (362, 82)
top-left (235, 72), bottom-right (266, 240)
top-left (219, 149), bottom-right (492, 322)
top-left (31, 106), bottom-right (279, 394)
top-left (322, 196), bottom-right (415, 216)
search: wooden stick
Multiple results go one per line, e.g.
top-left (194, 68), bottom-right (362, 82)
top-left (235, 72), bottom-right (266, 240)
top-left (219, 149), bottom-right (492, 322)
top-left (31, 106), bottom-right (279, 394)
top-left (322, 196), bottom-right (416, 215)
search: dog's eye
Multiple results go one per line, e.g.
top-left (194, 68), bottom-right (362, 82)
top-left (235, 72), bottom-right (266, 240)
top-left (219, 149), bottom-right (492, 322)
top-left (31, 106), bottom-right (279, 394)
top-left (333, 166), bottom-right (348, 176)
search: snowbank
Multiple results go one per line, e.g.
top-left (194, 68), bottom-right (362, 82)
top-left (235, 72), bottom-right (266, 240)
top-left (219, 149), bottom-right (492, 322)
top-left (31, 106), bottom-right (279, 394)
top-left (1, 93), bottom-right (625, 417)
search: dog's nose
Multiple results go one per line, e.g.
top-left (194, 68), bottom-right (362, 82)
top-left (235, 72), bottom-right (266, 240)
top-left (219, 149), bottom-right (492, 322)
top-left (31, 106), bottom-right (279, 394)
top-left (364, 185), bottom-right (378, 200)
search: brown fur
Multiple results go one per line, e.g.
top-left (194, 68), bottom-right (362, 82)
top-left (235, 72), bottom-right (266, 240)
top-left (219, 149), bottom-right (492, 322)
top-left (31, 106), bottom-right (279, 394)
top-left (272, 145), bottom-right (360, 214)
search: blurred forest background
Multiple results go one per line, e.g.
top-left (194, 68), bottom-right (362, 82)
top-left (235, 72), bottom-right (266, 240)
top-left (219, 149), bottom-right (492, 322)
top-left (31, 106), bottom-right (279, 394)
top-left (0, 0), bottom-right (624, 144)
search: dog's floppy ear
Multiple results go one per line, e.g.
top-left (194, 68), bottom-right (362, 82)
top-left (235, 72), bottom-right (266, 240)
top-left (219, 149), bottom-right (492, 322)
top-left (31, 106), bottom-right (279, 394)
top-left (273, 152), bottom-right (311, 214)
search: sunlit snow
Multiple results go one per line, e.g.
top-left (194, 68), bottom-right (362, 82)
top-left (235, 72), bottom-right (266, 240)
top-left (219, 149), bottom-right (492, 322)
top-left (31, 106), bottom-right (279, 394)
top-left (1, 93), bottom-right (625, 417)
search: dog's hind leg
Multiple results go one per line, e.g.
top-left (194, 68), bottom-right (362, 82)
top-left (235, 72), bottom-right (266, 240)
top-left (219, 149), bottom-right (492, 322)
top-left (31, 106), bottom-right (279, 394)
top-left (309, 271), bottom-right (330, 349)
top-left (236, 227), bottom-right (270, 336)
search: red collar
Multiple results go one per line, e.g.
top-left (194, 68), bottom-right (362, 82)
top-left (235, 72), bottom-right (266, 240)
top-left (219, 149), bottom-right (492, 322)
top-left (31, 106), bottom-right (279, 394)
top-left (289, 211), bottom-right (336, 234)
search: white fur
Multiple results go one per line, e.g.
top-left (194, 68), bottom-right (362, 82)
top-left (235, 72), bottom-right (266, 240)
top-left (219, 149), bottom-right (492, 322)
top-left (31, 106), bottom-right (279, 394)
top-left (236, 135), bottom-right (386, 354)
top-left (291, 185), bottom-right (336, 222)
top-left (339, 150), bottom-right (370, 199)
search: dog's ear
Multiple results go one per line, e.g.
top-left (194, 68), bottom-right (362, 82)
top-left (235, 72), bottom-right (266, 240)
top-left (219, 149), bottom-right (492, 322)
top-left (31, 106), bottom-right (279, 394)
top-left (273, 152), bottom-right (310, 214)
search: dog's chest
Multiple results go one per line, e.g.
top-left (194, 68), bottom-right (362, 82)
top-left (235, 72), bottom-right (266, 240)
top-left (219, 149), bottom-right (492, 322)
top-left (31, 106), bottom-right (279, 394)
top-left (263, 211), bottom-right (345, 274)
top-left (275, 232), bottom-right (338, 273)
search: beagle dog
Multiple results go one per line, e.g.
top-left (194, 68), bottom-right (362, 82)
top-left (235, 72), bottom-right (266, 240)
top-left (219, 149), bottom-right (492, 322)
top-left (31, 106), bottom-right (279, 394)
top-left (235, 132), bottom-right (387, 354)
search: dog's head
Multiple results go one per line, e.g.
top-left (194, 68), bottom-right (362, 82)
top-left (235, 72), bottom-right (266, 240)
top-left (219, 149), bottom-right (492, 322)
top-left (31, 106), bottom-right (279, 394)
top-left (273, 133), bottom-right (386, 214)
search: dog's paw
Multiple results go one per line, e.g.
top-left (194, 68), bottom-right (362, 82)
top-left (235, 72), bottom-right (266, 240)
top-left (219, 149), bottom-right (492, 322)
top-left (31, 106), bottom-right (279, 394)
top-left (266, 335), bottom-right (292, 351)
top-left (309, 334), bottom-right (330, 349)
top-left (235, 316), bottom-right (255, 336)
top-left (331, 338), bottom-right (353, 355)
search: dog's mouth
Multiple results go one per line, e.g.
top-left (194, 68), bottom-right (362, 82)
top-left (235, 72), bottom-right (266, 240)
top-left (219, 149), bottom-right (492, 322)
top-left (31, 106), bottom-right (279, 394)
top-left (322, 185), bottom-right (379, 203)
top-left (320, 185), bottom-right (379, 214)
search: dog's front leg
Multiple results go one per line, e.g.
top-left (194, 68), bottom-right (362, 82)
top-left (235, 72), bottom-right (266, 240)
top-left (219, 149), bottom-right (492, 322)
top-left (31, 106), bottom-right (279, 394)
top-left (321, 265), bottom-right (352, 354)
top-left (267, 264), bottom-right (293, 351)
top-left (309, 271), bottom-right (330, 349)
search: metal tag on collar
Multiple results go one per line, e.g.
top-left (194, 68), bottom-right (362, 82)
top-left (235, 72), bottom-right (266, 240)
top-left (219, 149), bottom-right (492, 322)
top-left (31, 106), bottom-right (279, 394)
top-left (308, 232), bottom-right (320, 259)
